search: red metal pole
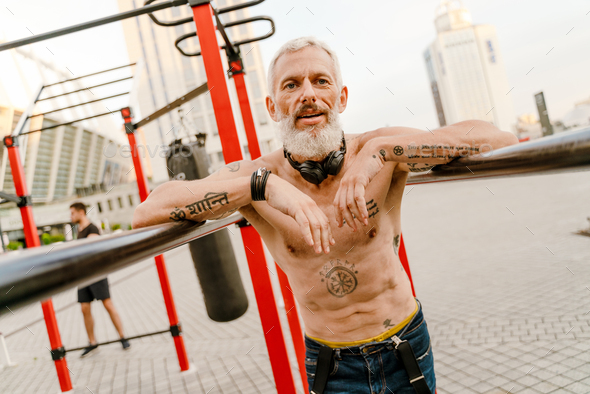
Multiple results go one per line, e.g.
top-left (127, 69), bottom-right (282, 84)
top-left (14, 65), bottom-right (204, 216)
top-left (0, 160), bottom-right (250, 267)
top-left (122, 109), bottom-right (189, 371)
top-left (241, 225), bottom-right (297, 394)
top-left (276, 265), bottom-right (309, 393)
top-left (232, 72), bottom-right (262, 159)
top-left (398, 233), bottom-right (416, 297)
top-left (3, 136), bottom-right (72, 392)
top-left (191, 4), bottom-right (297, 392)
top-left (230, 58), bottom-right (307, 390)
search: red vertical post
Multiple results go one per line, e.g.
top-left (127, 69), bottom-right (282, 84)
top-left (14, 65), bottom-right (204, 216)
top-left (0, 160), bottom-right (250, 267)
top-left (122, 108), bottom-right (189, 371)
top-left (276, 266), bottom-right (309, 393)
top-left (3, 136), bottom-right (72, 392)
top-left (241, 226), bottom-right (297, 394)
top-left (398, 233), bottom-right (416, 297)
top-left (232, 72), bottom-right (262, 159)
top-left (191, 4), bottom-right (297, 393)
top-left (231, 57), bottom-right (308, 391)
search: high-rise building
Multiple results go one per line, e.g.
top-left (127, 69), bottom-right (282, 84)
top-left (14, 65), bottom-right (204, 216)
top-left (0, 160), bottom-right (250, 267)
top-left (0, 45), bottom-right (138, 246)
top-left (117, 0), bottom-right (279, 183)
top-left (423, 1), bottom-right (514, 132)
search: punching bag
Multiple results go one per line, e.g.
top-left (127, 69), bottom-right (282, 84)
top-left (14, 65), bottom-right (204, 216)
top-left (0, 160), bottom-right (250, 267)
top-left (167, 133), bottom-right (248, 322)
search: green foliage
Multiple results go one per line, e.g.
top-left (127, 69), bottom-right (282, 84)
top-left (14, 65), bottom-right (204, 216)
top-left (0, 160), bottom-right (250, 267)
top-left (41, 233), bottom-right (65, 245)
top-left (6, 241), bottom-right (23, 250)
top-left (111, 223), bottom-right (121, 230)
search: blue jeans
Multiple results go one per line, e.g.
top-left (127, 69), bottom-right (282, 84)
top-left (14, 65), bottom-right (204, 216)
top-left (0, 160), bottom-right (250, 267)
top-left (304, 303), bottom-right (436, 393)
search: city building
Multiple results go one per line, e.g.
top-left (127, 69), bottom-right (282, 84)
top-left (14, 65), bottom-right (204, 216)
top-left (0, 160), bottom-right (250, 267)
top-left (560, 96), bottom-right (590, 131)
top-left (117, 0), bottom-right (279, 184)
top-left (0, 45), bottom-right (137, 249)
top-left (423, 0), bottom-right (515, 132)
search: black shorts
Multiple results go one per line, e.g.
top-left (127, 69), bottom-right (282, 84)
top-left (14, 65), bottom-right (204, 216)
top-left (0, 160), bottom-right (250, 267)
top-left (78, 278), bottom-right (110, 303)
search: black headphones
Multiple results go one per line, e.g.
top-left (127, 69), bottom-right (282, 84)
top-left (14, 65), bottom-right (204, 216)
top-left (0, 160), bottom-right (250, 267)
top-left (284, 136), bottom-right (347, 185)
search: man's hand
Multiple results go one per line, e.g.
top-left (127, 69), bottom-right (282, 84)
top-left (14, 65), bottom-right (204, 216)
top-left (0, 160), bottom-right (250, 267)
top-left (333, 142), bottom-right (385, 231)
top-left (265, 174), bottom-right (335, 254)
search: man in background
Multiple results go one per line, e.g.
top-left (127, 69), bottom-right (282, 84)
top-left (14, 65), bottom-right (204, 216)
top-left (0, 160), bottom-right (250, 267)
top-left (69, 202), bottom-right (130, 357)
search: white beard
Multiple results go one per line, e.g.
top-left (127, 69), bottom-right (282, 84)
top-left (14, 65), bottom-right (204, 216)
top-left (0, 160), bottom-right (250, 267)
top-left (277, 106), bottom-right (343, 161)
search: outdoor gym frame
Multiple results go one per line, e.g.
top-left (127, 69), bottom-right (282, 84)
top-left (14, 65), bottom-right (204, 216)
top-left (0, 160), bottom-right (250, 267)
top-left (1, 0), bottom-right (589, 392)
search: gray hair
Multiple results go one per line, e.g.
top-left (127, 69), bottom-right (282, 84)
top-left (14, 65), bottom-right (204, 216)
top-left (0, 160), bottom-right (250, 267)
top-left (266, 36), bottom-right (343, 100)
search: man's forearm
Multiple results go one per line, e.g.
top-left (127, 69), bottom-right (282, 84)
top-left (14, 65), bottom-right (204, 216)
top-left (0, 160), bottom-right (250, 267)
top-left (132, 177), bottom-right (251, 228)
top-left (368, 120), bottom-right (517, 165)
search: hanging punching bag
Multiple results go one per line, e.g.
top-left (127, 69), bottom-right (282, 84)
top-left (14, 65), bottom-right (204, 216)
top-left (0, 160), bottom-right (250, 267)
top-left (167, 133), bottom-right (248, 322)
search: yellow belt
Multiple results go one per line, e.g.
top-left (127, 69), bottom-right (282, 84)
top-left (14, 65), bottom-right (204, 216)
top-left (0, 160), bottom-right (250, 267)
top-left (307, 300), bottom-right (419, 349)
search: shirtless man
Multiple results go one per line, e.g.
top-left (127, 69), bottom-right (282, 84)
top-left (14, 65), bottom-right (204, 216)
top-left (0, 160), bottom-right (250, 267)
top-left (132, 37), bottom-right (518, 393)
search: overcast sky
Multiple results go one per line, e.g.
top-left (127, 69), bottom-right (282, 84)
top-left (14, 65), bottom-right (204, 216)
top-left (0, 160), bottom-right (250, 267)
top-left (1, 0), bottom-right (589, 134)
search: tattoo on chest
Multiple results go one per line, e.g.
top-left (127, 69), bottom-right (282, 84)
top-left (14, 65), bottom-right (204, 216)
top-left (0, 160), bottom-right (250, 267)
top-left (366, 199), bottom-right (379, 219)
top-left (319, 259), bottom-right (358, 298)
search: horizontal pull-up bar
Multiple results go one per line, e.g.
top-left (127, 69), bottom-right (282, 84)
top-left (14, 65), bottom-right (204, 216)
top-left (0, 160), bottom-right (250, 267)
top-left (144, 0), bottom-right (265, 27)
top-left (23, 109), bottom-right (122, 134)
top-left (134, 82), bottom-right (208, 129)
top-left (407, 127), bottom-right (590, 185)
top-left (0, 0), bottom-right (189, 52)
top-left (43, 63), bottom-right (137, 88)
top-left (175, 15), bottom-right (275, 57)
top-left (30, 92), bottom-right (130, 118)
top-left (37, 76), bottom-right (133, 102)
top-left (0, 215), bottom-right (242, 315)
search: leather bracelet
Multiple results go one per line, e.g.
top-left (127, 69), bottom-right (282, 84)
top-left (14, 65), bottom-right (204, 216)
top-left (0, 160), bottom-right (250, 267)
top-left (251, 167), bottom-right (271, 201)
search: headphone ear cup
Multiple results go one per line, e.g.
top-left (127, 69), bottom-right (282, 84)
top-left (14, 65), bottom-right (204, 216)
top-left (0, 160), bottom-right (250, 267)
top-left (324, 150), bottom-right (345, 176)
top-left (299, 161), bottom-right (327, 185)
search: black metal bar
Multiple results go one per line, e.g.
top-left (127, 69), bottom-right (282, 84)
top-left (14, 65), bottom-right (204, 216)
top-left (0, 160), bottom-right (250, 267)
top-left (0, 191), bottom-right (22, 204)
top-left (174, 16), bottom-right (275, 57)
top-left (29, 92), bottom-right (130, 118)
top-left (134, 82), bottom-right (208, 128)
top-left (43, 63), bottom-right (137, 88)
top-left (65, 329), bottom-right (170, 352)
top-left (0, 215), bottom-right (242, 314)
top-left (144, 0), bottom-right (265, 27)
top-left (37, 77), bottom-right (133, 102)
top-left (213, 7), bottom-right (237, 58)
top-left (0, 0), bottom-right (189, 52)
top-left (23, 110), bottom-right (122, 134)
top-left (12, 84), bottom-right (44, 136)
top-left (406, 127), bottom-right (590, 185)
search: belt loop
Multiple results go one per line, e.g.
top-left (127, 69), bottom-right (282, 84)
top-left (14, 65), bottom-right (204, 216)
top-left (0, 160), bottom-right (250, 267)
top-left (334, 348), bottom-right (341, 361)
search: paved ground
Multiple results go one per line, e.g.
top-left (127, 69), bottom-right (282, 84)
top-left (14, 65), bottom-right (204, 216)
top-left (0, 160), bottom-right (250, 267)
top-left (1, 169), bottom-right (589, 393)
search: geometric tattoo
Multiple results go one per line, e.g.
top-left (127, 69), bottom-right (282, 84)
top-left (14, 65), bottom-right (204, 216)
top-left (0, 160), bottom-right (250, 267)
top-left (319, 259), bottom-right (358, 298)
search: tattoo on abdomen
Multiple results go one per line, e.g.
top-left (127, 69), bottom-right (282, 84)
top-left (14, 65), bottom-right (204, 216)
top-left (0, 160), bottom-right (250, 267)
top-left (366, 199), bottom-right (379, 219)
top-left (319, 259), bottom-right (358, 298)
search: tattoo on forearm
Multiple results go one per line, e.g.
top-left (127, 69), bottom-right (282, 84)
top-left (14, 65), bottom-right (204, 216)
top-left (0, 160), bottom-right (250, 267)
top-left (211, 161), bottom-right (241, 177)
top-left (185, 191), bottom-right (230, 216)
top-left (319, 259), bottom-right (358, 298)
top-left (407, 163), bottom-right (435, 172)
top-left (227, 162), bottom-right (240, 172)
top-left (170, 207), bottom-right (186, 221)
top-left (407, 144), bottom-right (480, 159)
top-left (366, 199), bottom-right (379, 219)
